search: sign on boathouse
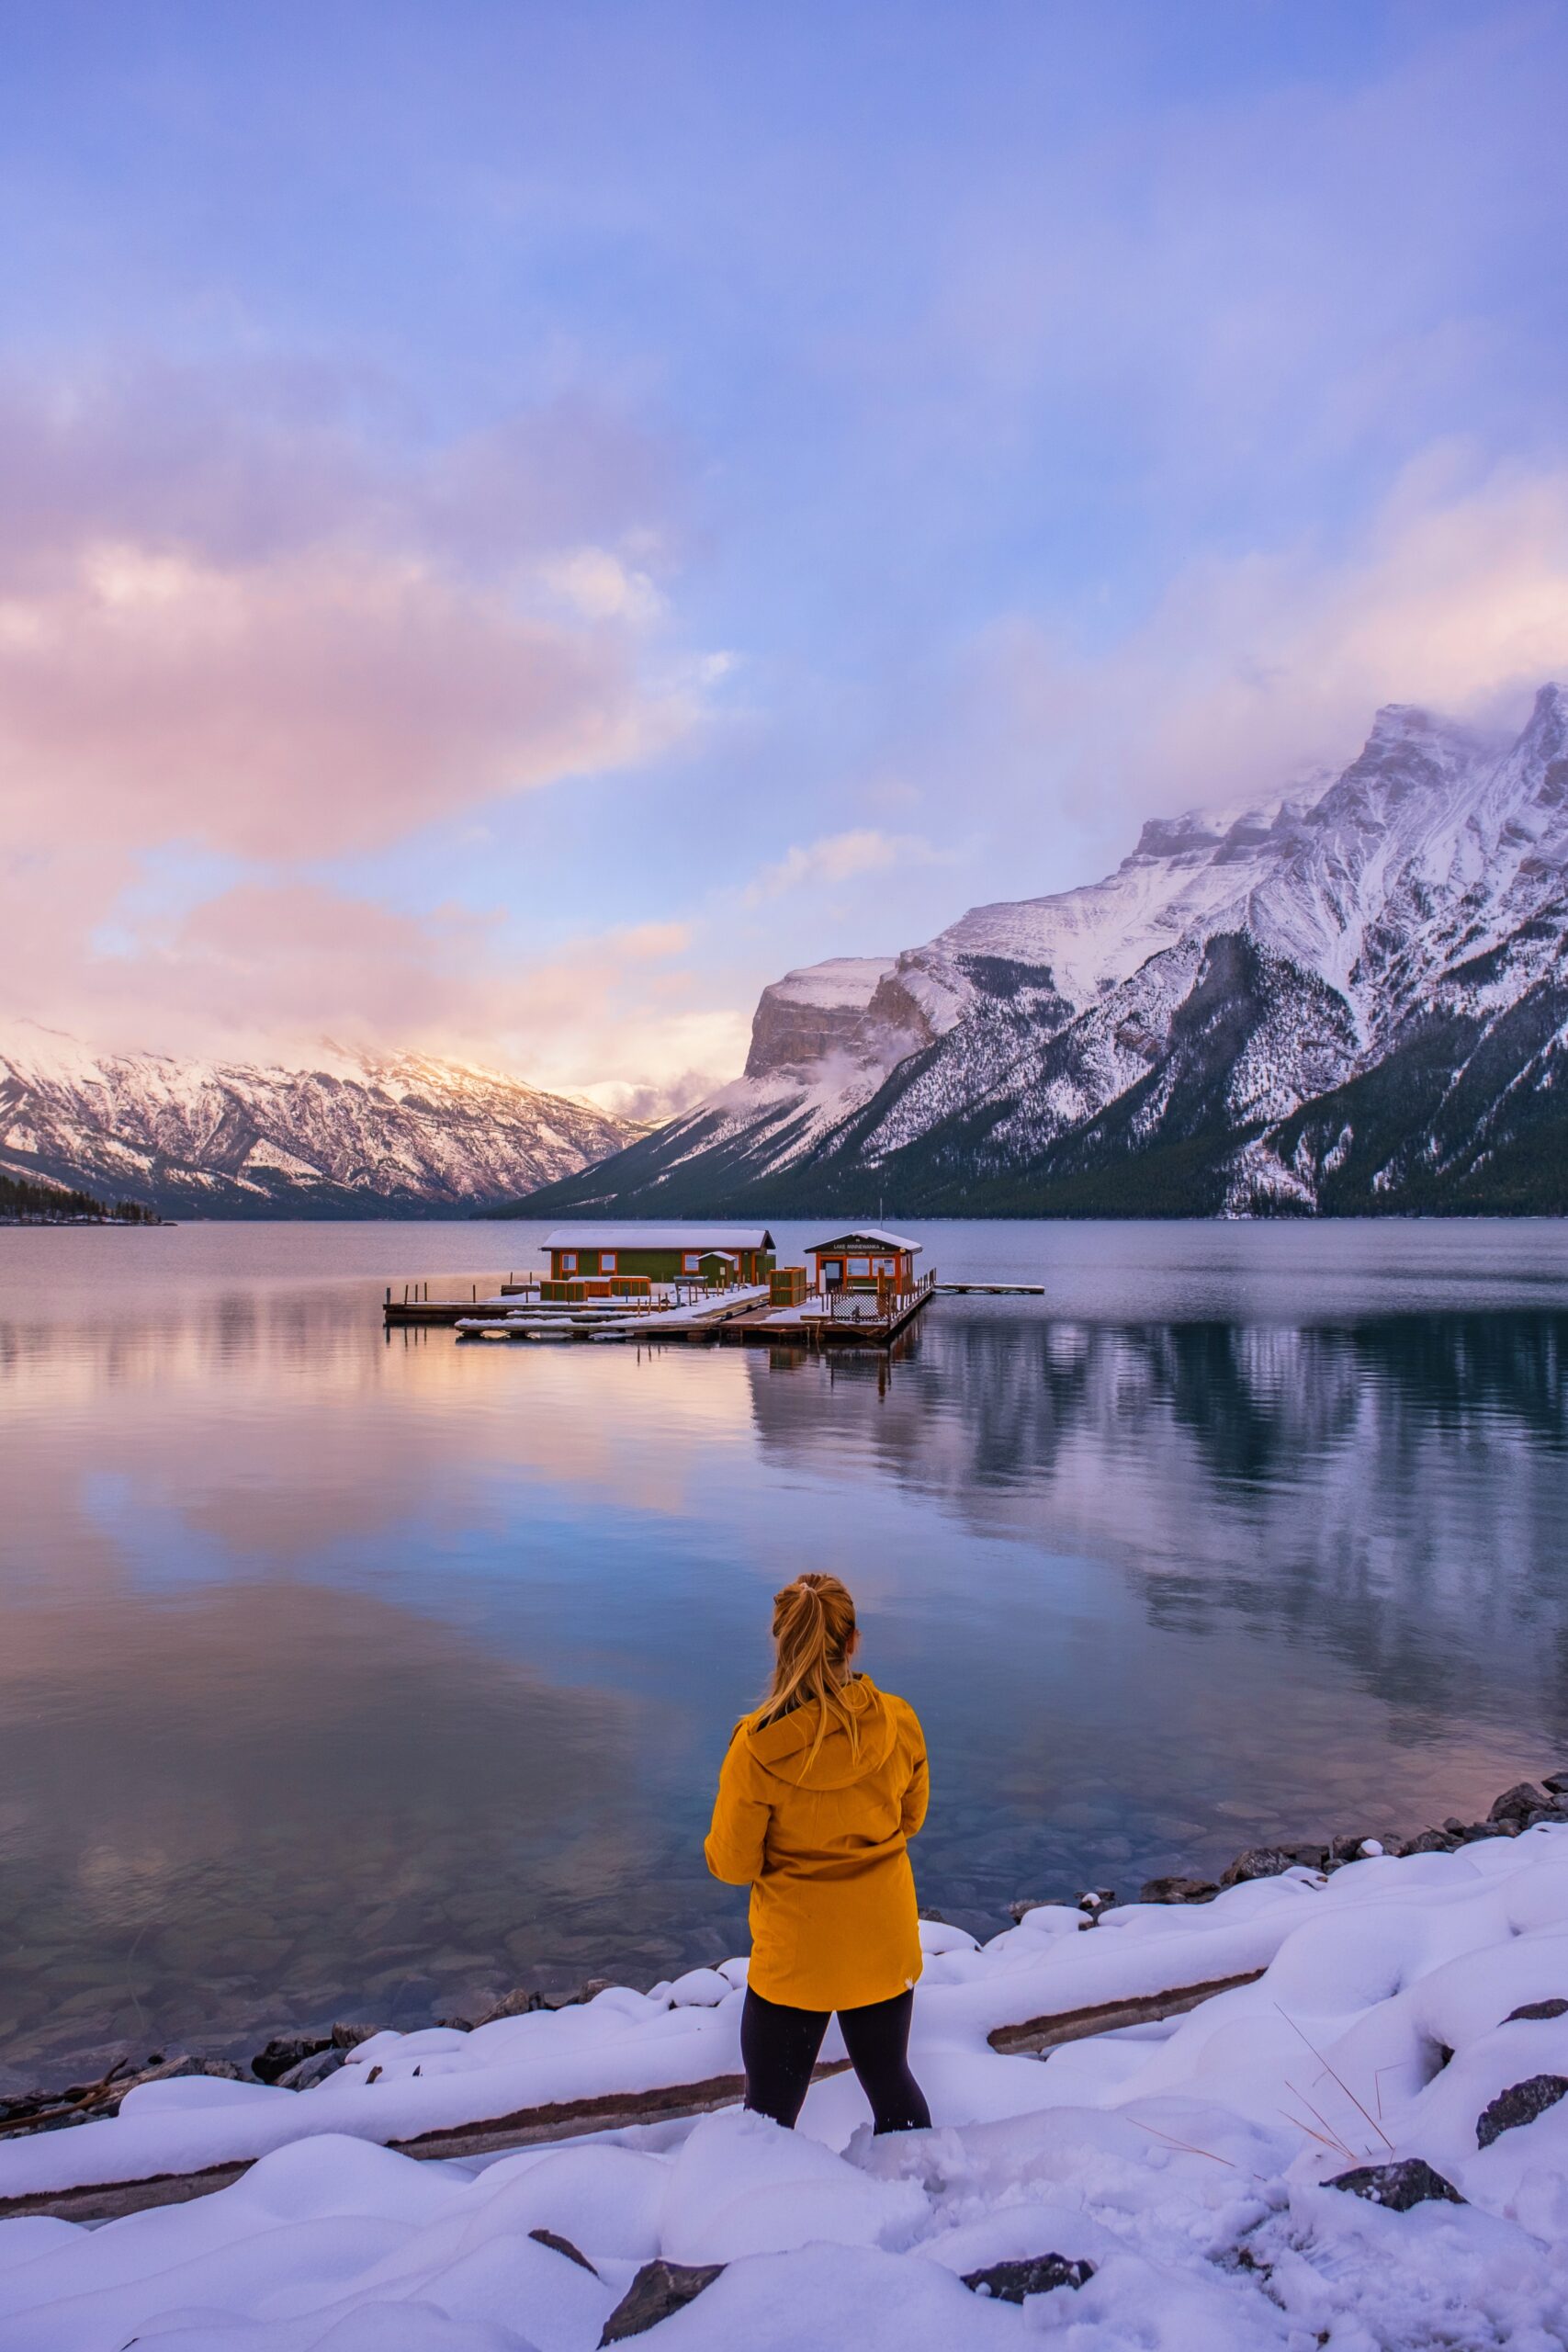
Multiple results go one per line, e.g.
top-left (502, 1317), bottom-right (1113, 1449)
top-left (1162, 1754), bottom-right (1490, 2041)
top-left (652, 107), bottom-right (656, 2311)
top-left (806, 1228), bottom-right (921, 1295)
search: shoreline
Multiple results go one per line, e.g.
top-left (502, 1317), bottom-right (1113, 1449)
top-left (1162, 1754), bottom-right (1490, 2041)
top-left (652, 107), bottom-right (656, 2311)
top-left (7, 1780), bottom-right (1568, 2347)
top-left (8, 1764), bottom-right (1562, 2140)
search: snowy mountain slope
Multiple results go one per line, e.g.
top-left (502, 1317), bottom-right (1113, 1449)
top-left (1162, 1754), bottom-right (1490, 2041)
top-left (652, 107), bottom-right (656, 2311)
top-left (0, 1025), bottom-right (643, 1217)
top-left (515, 683), bottom-right (1568, 1218)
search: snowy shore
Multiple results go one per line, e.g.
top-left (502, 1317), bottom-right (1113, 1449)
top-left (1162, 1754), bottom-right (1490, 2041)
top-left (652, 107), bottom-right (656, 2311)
top-left (6, 1809), bottom-right (1568, 2346)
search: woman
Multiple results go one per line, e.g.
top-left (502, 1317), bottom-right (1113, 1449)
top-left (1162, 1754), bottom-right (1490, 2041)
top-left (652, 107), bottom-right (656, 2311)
top-left (705, 1571), bottom-right (932, 2134)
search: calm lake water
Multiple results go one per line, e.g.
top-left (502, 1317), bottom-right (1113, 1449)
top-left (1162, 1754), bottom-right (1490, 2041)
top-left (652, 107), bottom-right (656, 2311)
top-left (4, 1216), bottom-right (1568, 2088)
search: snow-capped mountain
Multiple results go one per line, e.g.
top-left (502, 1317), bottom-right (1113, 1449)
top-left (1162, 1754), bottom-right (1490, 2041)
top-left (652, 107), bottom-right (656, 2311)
top-left (0, 1027), bottom-right (644, 1217)
top-left (514, 683), bottom-right (1568, 1219)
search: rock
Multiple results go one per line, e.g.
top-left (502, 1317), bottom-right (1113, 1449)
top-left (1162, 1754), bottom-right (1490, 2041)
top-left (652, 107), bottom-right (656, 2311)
top-left (331, 2022), bottom-right (377, 2049)
top-left (1489, 1782), bottom-right (1549, 1825)
top-left (1220, 1847), bottom-right (1297, 1887)
top-left (1009, 1898), bottom-right (1050, 1924)
top-left (1441, 1818), bottom-right (1469, 1837)
top-left (475, 1987), bottom-right (547, 2025)
top-left (276, 2047), bottom-right (347, 2091)
top-left (599, 2258), bottom-right (725, 2343)
top-left (126, 2055), bottom-right (201, 2088)
top-left (196, 2058), bottom-right (248, 2081)
top-left (530, 2227), bottom-right (598, 2275)
top-left (1326, 2159), bottom-right (1465, 2211)
top-left (83, 2054), bottom-right (201, 2110)
top-left (1395, 1829), bottom-right (1460, 1857)
top-left (252, 2035), bottom-right (333, 2086)
top-left (1139, 1876), bottom-right (1219, 1905)
top-left (1076, 1888), bottom-right (1117, 1919)
top-left (1327, 1835), bottom-right (1368, 1865)
top-left (1476, 2075), bottom-right (1568, 2148)
top-left (917, 1906), bottom-right (947, 1923)
top-left (1506, 1998), bottom-right (1568, 2024)
top-left (567, 1978), bottom-right (614, 2008)
top-left (962, 2255), bottom-right (1096, 2301)
top-left (1540, 1770), bottom-right (1568, 1797)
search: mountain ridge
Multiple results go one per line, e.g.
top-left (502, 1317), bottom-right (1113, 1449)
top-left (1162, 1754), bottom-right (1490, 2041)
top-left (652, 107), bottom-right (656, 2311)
top-left (0, 1025), bottom-right (645, 1218)
top-left (505, 684), bottom-right (1568, 1220)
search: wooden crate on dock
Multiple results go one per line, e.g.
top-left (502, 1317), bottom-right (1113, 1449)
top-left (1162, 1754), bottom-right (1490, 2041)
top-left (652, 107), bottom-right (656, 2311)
top-left (770, 1266), bottom-right (808, 1306)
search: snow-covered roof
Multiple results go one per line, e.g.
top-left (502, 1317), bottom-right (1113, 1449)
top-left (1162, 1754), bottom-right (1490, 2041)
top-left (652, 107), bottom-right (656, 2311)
top-left (806, 1227), bottom-right (922, 1255)
top-left (540, 1226), bottom-right (775, 1250)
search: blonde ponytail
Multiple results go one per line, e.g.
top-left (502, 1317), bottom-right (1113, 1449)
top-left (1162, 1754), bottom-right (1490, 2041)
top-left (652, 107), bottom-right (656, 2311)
top-left (753, 1572), bottom-right (860, 1767)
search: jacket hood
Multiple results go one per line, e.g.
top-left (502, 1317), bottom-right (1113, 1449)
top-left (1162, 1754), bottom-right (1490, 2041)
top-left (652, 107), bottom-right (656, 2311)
top-left (741, 1674), bottom-right (898, 1791)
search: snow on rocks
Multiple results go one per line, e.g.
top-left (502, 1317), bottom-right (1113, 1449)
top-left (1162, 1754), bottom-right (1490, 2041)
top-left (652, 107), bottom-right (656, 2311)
top-left (7, 1831), bottom-right (1568, 2345)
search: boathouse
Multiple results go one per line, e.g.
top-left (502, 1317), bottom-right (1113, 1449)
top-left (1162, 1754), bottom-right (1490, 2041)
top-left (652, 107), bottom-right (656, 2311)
top-left (540, 1227), bottom-right (776, 1285)
top-left (807, 1228), bottom-right (920, 1295)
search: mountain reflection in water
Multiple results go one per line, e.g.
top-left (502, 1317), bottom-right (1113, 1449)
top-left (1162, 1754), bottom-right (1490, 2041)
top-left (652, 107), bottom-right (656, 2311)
top-left (2, 1218), bottom-right (1566, 2087)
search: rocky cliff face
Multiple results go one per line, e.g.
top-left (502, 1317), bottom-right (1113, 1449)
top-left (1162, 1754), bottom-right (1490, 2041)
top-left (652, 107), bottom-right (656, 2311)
top-left (514, 684), bottom-right (1568, 1218)
top-left (0, 1029), bottom-right (643, 1217)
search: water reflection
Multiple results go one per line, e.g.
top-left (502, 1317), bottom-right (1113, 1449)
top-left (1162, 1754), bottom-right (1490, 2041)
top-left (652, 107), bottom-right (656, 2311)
top-left (3, 1221), bottom-right (1568, 2087)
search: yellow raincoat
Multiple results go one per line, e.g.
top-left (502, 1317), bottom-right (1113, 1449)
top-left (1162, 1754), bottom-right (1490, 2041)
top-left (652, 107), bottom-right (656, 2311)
top-left (704, 1673), bottom-right (928, 2011)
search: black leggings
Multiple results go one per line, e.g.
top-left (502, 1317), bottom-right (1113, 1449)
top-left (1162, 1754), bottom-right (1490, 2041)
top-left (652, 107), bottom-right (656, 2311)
top-left (741, 1984), bottom-right (931, 2134)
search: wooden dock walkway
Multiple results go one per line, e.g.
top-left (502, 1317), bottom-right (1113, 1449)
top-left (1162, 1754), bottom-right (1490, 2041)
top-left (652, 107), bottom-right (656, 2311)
top-left (383, 1277), bottom-right (538, 1326)
top-left (719, 1270), bottom-right (936, 1348)
top-left (383, 1268), bottom-right (975, 1347)
top-left (935, 1281), bottom-right (1045, 1295)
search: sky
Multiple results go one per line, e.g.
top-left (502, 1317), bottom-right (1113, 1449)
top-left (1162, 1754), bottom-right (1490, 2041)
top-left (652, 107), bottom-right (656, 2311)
top-left (3, 0), bottom-right (1567, 1112)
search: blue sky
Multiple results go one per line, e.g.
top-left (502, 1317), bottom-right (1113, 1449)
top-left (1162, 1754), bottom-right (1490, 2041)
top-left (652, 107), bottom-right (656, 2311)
top-left (4, 1), bottom-right (1566, 1105)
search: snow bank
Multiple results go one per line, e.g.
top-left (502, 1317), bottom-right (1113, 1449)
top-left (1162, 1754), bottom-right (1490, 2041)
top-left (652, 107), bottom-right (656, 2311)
top-left (7, 1829), bottom-right (1568, 2346)
top-left (0, 1885), bottom-right (1303, 2202)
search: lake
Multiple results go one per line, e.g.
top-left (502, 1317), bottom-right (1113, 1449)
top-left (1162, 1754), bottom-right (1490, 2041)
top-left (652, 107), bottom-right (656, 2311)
top-left (4, 1216), bottom-right (1567, 2089)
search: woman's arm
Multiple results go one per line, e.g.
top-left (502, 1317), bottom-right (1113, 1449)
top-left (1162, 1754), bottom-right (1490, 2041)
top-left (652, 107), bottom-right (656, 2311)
top-left (704, 1728), bottom-right (771, 1885)
top-left (900, 1730), bottom-right (929, 1838)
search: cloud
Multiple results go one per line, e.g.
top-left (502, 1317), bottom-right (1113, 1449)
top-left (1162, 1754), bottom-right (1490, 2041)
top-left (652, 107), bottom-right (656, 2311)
top-left (0, 863), bottom-right (747, 1114)
top-left (742, 827), bottom-right (942, 904)
top-left (0, 540), bottom-right (698, 862)
top-left (0, 368), bottom-right (700, 864)
top-left (0, 361), bottom-right (747, 1106)
top-left (961, 451), bottom-right (1568, 854)
top-left (540, 548), bottom-right (666, 624)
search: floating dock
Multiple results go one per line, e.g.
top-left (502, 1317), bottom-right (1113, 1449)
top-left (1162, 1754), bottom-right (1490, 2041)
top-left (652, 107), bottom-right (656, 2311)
top-left (383, 1270), bottom-right (939, 1348)
top-left (451, 1286), bottom-right (772, 1343)
top-left (384, 1277), bottom-right (774, 1341)
top-left (719, 1269), bottom-right (937, 1347)
top-left (934, 1281), bottom-right (1045, 1295)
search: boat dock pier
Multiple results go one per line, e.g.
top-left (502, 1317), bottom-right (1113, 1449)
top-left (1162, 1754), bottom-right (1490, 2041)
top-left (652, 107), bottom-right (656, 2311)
top-left (384, 1279), bottom-right (525, 1326)
top-left (380, 1235), bottom-right (1041, 1350)
top-left (382, 1271), bottom-right (940, 1349)
top-left (383, 1277), bottom-right (772, 1340)
top-left (934, 1281), bottom-right (1044, 1295)
top-left (719, 1268), bottom-right (936, 1347)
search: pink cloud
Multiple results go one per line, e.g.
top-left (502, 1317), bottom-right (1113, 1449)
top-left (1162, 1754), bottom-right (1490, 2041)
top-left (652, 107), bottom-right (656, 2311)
top-left (0, 866), bottom-right (746, 1111)
top-left (0, 541), bottom-right (687, 859)
top-left (0, 364), bottom-right (741, 1103)
top-left (0, 367), bottom-right (696, 862)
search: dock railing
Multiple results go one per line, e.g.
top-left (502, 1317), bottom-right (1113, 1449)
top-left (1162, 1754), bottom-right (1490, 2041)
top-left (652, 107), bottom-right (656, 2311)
top-left (810, 1268), bottom-right (936, 1326)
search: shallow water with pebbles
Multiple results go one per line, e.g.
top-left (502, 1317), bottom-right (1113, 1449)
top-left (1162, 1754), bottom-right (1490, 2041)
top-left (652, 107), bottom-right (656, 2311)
top-left (4, 1216), bottom-right (1567, 2087)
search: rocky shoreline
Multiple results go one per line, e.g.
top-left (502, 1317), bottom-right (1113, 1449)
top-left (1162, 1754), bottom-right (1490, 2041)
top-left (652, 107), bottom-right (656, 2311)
top-left (6, 1767), bottom-right (1564, 2144)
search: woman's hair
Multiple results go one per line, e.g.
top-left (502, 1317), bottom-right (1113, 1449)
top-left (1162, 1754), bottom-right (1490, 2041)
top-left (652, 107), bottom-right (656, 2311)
top-left (753, 1572), bottom-right (860, 1763)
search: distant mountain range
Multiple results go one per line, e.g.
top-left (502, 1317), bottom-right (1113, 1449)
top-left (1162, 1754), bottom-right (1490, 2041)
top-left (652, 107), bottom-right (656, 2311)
top-left (512, 683), bottom-right (1568, 1219)
top-left (0, 1029), bottom-right (643, 1218)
